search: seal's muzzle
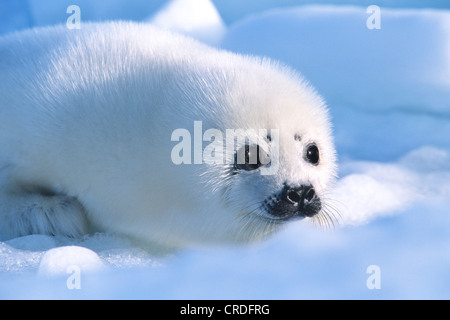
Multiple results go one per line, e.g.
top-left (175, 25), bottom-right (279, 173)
top-left (265, 184), bottom-right (321, 220)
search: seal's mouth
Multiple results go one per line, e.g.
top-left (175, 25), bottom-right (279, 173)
top-left (262, 184), bottom-right (322, 221)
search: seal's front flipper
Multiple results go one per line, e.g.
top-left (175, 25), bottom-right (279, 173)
top-left (0, 190), bottom-right (88, 240)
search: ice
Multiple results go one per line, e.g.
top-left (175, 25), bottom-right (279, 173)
top-left (148, 0), bottom-right (226, 45)
top-left (37, 246), bottom-right (106, 278)
top-left (333, 147), bottom-right (450, 226)
top-left (212, 0), bottom-right (450, 25)
top-left (222, 6), bottom-right (450, 116)
top-left (0, 0), bottom-right (33, 34)
top-left (27, 0), bottom-right (166, 27)
top-left (0, 0), bottom-right (450, 299)
top-left (1, 203), bottom-right (450, 299)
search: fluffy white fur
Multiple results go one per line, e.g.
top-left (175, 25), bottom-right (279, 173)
top-left (0, 22), bottom-right (336, 247)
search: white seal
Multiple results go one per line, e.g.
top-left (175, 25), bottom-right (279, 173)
top-left (0, 22), bottom-right (337, 247)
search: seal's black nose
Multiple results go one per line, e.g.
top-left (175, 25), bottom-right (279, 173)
top-left (264, 184), bottom-right (322, 220)
top-left (282, 185), bottom-right (320, 218)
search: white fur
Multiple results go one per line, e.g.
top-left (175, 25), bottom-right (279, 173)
top-left (0, 22), bottom-right (336, 247)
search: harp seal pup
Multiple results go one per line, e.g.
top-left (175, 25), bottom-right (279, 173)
top-left (0, 22), bottom-right (337, 247)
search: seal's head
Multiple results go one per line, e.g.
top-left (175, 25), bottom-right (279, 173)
top-left (170, 57), bottom-right (338, 245)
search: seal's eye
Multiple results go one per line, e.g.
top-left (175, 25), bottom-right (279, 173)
top-left (305, 144), bottom-right (320, 165)
top-left (234, 144), bottom-right (267, 171)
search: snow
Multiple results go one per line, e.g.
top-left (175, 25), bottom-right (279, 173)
top-left (333, 147), bottom-right (450, 226)
top-left (212, 0), bottom-right (450, 24)
top-left (1, 0), bottom-right (450, 299)
top-left (27, 0), bottom-right (167, 28)
top-left (148, 0), bottom-right (226, 45)
top-left (222, 6), bottom-right (450, 115)
top-left (37, 246), bottom-right (105, 277)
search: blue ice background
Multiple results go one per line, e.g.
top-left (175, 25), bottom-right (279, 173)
top-left (0, 0), bottom-right (450, 299)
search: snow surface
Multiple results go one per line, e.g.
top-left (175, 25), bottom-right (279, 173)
top-left (148, 0), bottom-right (226, 45)
top-left (0, 0), bottom-right (450, 299)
